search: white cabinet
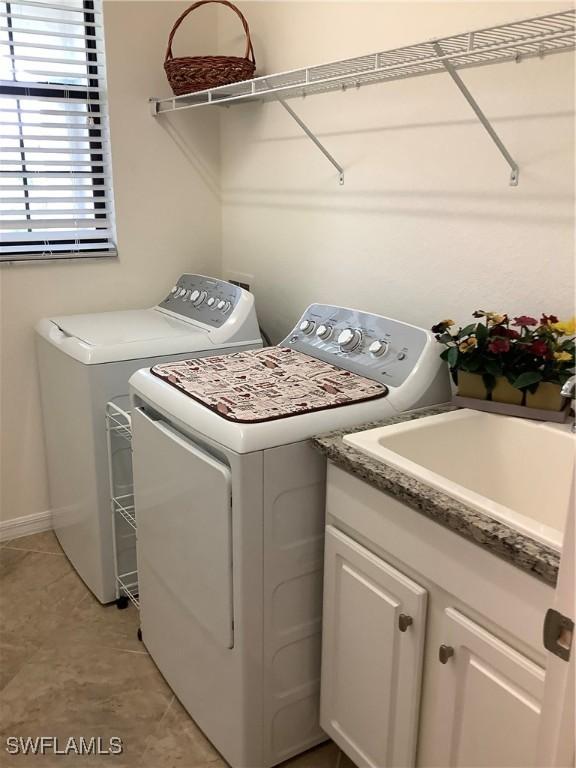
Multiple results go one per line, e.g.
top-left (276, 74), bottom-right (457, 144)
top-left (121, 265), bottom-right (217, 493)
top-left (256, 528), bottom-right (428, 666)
top-left (323, 466), bottom-right (551, 768)
top-left (431, 607), bottom-right (545, 768)
top-left (320, 533), bottom-right (547, 768)
top-left (320, 526), bottom-right (428, 768)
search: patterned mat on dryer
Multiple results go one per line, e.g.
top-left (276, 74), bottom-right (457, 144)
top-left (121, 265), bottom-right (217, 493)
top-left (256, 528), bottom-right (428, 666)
top-left (151, 346), bottom-right (387, 423)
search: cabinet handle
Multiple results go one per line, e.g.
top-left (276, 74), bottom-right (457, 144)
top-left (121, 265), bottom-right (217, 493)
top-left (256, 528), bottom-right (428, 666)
top-left (398, 614), bottom-right (413, 632)
top-left (439, 644), bottom-right (455, 664)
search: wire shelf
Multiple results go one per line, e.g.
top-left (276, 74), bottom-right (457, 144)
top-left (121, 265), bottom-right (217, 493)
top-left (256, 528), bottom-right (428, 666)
top-left (106, 397), bottom-right (138, 609)
top-left (106, 401), bottom-right (132, 444)
top-left (116, 570), bottom-right (139, 609)
top-left (151, 10), bottom-right (575, 114)
top-left (112, 493), bottom-right (135, 531)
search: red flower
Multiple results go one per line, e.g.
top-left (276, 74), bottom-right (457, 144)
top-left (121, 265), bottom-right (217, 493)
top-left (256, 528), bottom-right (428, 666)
top-left (530, 340), bottom-right (550, 357)
top-left (513, 315), bottom-right (538, 327)
top-left (490, 326), bottom-right (519, 339)
top-left (540, 314), bottom-right (559, 325)
top-left (488, 338), bottom-right (510, 354)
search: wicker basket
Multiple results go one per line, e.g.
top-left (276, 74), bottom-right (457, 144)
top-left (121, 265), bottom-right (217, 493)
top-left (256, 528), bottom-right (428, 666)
top-left (164, 0), bottom-right (256, 96)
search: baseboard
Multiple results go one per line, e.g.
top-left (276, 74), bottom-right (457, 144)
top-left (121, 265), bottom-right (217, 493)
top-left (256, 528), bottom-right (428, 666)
top-left (0, 510), bottom-right (53, 543)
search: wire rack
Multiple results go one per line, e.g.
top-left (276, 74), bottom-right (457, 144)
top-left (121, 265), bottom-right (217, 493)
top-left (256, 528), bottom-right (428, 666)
top-left (106, 401), bottom-right (132, 443)
top-left (116, 570), bottom-right (139, 609)
top-left (112, 493), bottom-right (136, 531)
top-left (151, 10), bottom-right (575, 114)
top-left (105, 398), bottom-right (139, 609)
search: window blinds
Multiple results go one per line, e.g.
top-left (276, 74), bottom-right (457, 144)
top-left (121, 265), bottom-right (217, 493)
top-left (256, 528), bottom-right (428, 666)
top-left (0, 0), bottom-right (116, 261)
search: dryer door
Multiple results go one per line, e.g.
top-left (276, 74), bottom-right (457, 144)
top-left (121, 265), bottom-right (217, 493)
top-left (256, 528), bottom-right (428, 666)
top-left (132, 407), bottom-right (233, 648)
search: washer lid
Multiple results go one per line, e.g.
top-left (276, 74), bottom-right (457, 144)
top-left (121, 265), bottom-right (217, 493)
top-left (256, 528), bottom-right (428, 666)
top-left (51, 309), bottom-right (201, 346)
top-left (35, 308), bottom-right (224, 365)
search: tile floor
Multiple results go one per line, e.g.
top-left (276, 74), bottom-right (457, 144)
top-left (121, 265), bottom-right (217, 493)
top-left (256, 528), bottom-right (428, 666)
top-left (0, 531), bottom-right (347, 768)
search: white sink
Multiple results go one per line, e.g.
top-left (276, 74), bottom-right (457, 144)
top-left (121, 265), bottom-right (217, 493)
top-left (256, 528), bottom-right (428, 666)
top-left (344, 409), bottom-right (574, 551)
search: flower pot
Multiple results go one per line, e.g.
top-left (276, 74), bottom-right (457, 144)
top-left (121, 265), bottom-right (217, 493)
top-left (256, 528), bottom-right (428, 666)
top-left (526, 382), bottom-right (565, 412)
top-left (457, 371), bottom-right (486, 400)
top-left (491, 376), bottom-right (524, 405)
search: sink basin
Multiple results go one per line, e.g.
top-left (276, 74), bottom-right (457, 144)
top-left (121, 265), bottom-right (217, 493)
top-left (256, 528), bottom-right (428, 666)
top-left (344, 409), bottom-right (574, 550)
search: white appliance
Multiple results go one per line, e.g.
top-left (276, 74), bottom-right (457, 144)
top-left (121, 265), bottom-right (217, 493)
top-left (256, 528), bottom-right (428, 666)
top-left (129, 304), bottom-right (450, 768)
top-left (36, 274), bottom-right (261, 604)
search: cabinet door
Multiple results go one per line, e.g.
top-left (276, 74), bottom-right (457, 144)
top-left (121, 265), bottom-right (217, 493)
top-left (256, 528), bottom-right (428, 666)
top-left (321, 525), bottom-right (427, 768)
top-left (434, 607), bottom-right (545, 767)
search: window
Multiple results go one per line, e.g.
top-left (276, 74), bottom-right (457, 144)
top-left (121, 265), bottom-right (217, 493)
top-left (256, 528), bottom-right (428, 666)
top-left (0, 0), bottom-right (116, 262)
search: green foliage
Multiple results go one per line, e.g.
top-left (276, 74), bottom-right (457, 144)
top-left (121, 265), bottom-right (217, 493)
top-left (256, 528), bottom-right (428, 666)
top-left (512, 370), bottom-right (543, 391)
top-left (446, 346), bottom-right (458, 368)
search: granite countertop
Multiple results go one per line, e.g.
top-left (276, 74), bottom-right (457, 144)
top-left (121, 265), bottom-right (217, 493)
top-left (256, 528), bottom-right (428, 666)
top-left (313, 404), bottom-right (560, 587)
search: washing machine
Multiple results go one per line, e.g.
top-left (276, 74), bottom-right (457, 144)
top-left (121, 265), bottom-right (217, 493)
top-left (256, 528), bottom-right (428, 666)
top-left (36, 274), bottom-right (262, 604)
top-left (129, 304), bottom-right (450, 768)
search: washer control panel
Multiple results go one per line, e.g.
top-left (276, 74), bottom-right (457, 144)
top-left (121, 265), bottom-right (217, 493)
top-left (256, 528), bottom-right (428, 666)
top-left (281, 304), bottom-right (430, 387)
top-left (159, 274), bottom-right (242, 328)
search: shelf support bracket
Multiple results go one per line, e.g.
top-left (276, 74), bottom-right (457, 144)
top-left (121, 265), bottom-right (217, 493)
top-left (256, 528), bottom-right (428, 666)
top-left (433, 42), bottom-right (519, 186)
top-left (278, 99), bottom-right (344, 185)
top-left (149, 98), bottom-right (160, 117)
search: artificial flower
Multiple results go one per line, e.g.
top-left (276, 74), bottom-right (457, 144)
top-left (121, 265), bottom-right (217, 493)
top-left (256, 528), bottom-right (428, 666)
top-left (458, 337), bottom-right (478, 353)
top-left (431, 319), bottom-right (456, 334)
top-left (486, 312), bottom-right (507, 325)
top-left (435, 309), bottom-right (571, 387)
top-left (540, 314), bottom-right (559, 326)
top-left (530, 339), bottom-right (549, 357)
top-left (488, 338), bottom-right (510, 354)
top-left (553, 350), bottom-right (573, 362)
top-left (513, 315), bottom-right (538, 327)
top-left (490, 326), bottom-right (519, 339)
top-left (551, 317), bottom-right (576, 336)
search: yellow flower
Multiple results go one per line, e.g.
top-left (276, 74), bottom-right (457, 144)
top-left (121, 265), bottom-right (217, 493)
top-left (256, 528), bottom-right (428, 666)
top-left (551, 317), bottom-right (576, 336)
top-left (554, 350), bottom-right (573, 362)
top-left (487, 312), bottom-right (507, 325)
top-left (459, 337), bottom-right (478, 353)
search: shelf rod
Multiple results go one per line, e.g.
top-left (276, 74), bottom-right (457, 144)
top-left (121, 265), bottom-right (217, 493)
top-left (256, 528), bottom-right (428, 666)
top-left (433, 42), bottom-right (519, 186)
top-left (278, 99), bottom-right (344, 185)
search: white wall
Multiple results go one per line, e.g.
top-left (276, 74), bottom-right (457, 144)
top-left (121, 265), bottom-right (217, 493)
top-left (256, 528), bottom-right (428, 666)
top-left (219, 1), bottom-right (575, 342)
top-left (0, 1), bottom-right (221, 522)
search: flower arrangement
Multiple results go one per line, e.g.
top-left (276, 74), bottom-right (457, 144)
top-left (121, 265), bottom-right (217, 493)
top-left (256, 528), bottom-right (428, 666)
top-left (432, 311), bottom-right (575, 410)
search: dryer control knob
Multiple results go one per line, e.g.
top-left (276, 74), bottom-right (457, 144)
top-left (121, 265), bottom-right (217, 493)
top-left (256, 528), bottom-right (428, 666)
top-left (206, 297), bottom-right (216, 309)
top-left (369, 340), bottom-right (389, 357)
top-left (190, 289), bottom-right (200, 303)
top-left (316, 324), bottom-right (333, 340)
top-left (299, 320), bottom-right (315, 335)
top-left (217, 300), bottom-right (231, 312)
top-left (338, 328), bottom-right (362, 352)
top-left (192, 290), bottom-right (207, 306)
top-left (170, 286), bottom-right (178, 294)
